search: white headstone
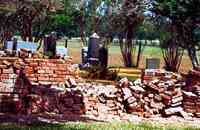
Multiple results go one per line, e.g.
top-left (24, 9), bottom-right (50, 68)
top-left (56, 46), bottom-right (68, 57)
top-left (5, 41), bottom-right (38, 52)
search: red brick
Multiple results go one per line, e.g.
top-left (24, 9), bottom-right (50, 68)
top-left (38, 74), bottom-right (49, 77)
top-left (48, 59), bottom-right (58, 63)
top-left (39, 62), bottom-right (47, 66)
top-left (57, 68), bottom-right (67, 71)
top-left (39, 59), bottom-right (48, 63)
top-left (24, 70), bottom-right (34, 74)
top-left (24, 58), bottom-right (34, 63)
top-left (57, 75), bottom-right (66, 79)
top-left (40, 66), bottom-right (49, 70)
top-left (51, 74), bottom-right (58, 78)
top-left (54, 70), bottom-right (67, 75)
top-left (46, 69), bottom-right (54, 74)
top-left (34, 66), bottom-right (40, 70)
top-left (56, 64), bottom-right (67, 70)
top-left (32, 59), bottom-right (42, 62)
top-left (46, 63), bottom-right (57, 67)
top-left (38, 75), bottom-right (49, 81)
top-left (49, 78), bottom-right (56, 81)
top-left (2, 60), bottom-right (11, 66)
top-left (64, 98), bottom-right (74, 106)
top-left (26, 74), bottom-right (35, 78)
top-left (24, 66), bottom-right (34, 73)
top-left (0, 74), bottom-right (9, 80)
top-left (51, 67), bottom-right (58, 71)
top-left (29, 62), bottom-right (38, 67)
top-left (54, 78), bottom-right (65, 82)
top-left (184, 108), bottom-right (196, 113)
top-left (37, 69), bottom-right (46, 74)
top-left (72, 104), bottom-right (83, 111)
top-left (160, 94), bottom-right (172, 105)
top-left (2, 68), bottom-right (14, 74)
top-left (29, 77), bottom-right (38, 82)
top-left (0, 65), bottom-right (7, 69)
top-left (196, 108), bottom-right (200, 113)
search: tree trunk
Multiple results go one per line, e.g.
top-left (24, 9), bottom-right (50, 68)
top-left (79, 15), bottom-right (87, 47)
top-left (119, 35), bottom-right (127, 66)
top-left (187, 46), bottom-right (199, 68)
top-left (162, 39), bottom-right (183, 72)
top-left (177, 20), bottom-right (199, 68)
top-left (124, 25), bottom-right (134, 67)
top-left (136, 40), bottom-right (142, 67)
top-left (80, 28), bottom-right (87, 47)
top-left (27, 21), bottom-right (33, 42)
top-left (91, 0), bottom-right (98, 32)
top-left (119, 24), bottom-right (139, 67)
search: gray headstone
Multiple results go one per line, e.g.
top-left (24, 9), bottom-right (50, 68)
top-left (87, 33), bottom-right (100, 59)
top-left (43, 34), bottom-right (56, 57)
top-left (146, 58), bottom-right (160, 69)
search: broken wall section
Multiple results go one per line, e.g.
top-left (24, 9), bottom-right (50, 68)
top-left (0, 57), bottom-right (80, 114)
top-left (183, 67), bottom-right (200, 117)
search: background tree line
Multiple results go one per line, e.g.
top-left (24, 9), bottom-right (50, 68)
top-left (0, 0), bottom-right (199, 71)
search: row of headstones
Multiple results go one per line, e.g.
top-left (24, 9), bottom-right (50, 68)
top-left (4, 33), bottom-right (68, 57)
top-left (4, 33), bottom-right (160, 69)
top-left (83, 33), bottom-right (160, 69)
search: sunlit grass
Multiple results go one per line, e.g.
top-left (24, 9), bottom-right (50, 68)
top-left (0, 122), bottom-right (199, 130)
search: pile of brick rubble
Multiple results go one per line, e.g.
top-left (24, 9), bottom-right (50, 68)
top-left (0, 56), bottom-right (199, 121)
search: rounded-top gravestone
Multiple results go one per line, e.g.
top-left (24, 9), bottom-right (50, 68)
top-left (87, 33), bottom-right (100, 59)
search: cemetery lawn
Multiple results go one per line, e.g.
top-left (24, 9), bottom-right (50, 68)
top-left (0, 122), bottom-right (199, 130)
top-left (64, 39), bottom-right (193, 73)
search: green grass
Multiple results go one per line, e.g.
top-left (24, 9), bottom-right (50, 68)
top-left (58, 39), bottom-right (163, 55)
top-left (0, 122), bottom-right (199, 130)
top-left (57, 39), bottom-right (163, 56)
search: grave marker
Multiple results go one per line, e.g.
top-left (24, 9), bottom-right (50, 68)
top-left (56, 46), bottom-right (68, 57)
top-left (5, 41), bottom-right (38, 52)
top-left (146, 58), bottom-right (160, 69)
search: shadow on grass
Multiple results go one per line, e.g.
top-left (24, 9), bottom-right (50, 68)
top-left (0, 121), bottom-right (200, 130)
top-left (0, 123), bottom-right (89, 130)
top-left (0, 114), bottom-right (104, 130)
top-left (0, 113), bottom-right (104, 124)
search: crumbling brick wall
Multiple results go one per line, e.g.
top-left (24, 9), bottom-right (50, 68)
top-left (0, 58), bottom-right (81, 114)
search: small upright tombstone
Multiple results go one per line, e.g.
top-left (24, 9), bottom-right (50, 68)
top-left (12, 37), bottom-right (17, 56)
top-left (99, 44), bottom-right (108, 68)
top-left (87, 33), bottom-right (100, 59)
top-left (146, 58), bottom-right (160, 69)
top-left (43, 34), bottom-right (49, 54)
top-left (12, 37), bottom-right (17, 51)
top-left (87, 33), bottom-right (100, 65)
top-left (43, 32), bottom-right (57, 58)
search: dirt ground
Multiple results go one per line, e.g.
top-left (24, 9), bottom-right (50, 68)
top-left (69, 49), bottom-right (192, 74)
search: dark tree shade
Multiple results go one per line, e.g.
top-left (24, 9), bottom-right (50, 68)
top-left (152, 0), bottom-right (200, 67)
